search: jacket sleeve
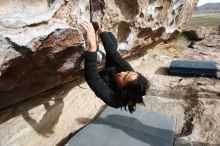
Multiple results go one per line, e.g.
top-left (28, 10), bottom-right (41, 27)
top-left (100, 32), bottom-right (134, 71)
top-left (84, 51), bottom-right (121, 108)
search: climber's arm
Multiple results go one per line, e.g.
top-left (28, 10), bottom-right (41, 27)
top-left (81, 21), bottom-right (121, 108)
top-left (84, 51), bottom-right (121, 108)
top-left (100, 31), bottom-right (133, 71)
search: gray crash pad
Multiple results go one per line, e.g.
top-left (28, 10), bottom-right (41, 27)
top-left (65, 107), bottom-right (176, 146)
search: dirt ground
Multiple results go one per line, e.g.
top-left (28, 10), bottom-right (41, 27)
top-left (129, 28), bottom-right (220, 145)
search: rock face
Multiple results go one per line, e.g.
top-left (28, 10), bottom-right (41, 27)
top-left (0, 0), bottom-right (198, 109)
top-left (183, 26), bottom-right (217, 41)
top-left (0, 31), bottom-right (219, 146)
top-left (0, 79), bottom-right (105, 146)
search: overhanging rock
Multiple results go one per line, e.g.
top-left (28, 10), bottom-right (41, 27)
top-left (0, 0), bottom-right (198, 109)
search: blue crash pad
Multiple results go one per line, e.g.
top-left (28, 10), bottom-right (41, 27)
top-left (65, 107), bottom-right (176, 146)
top-left (170, 60), bottom-right (217, 78)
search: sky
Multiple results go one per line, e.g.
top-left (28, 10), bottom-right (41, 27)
top-left (197, 0), bottom-right (220, 6)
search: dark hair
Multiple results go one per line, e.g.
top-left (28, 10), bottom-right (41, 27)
top-left (120, 72), bottom-right (150, 113)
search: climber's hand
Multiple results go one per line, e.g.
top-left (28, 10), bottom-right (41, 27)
top-left (80, 21), bottom-right (97, 52)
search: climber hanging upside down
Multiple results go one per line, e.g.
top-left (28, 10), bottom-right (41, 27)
top-left (80, 21), bottom-right (150, 113)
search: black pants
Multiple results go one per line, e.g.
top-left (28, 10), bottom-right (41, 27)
top-left (103, 32), bottom-right (118, 68)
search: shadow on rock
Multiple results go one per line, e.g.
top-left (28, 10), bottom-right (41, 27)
top-left (155, 67), bottom-right (170, 76)
top-left (20, 80), bottom-right (88, 137)
top-left (22, 97), bottom-right (64, 137)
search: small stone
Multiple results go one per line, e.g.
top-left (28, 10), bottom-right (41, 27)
top-left (188, 41), bottom-right (198, 49)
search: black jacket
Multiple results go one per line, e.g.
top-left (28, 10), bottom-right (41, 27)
top-left (84, 32), bottom-right (133, 108)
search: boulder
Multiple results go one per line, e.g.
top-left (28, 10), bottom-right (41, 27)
top-left (1, 24), bottom-right (220, 146)
top-left (0, 0), bottom-right (198, 109)
top-left (188, 41), bottom-right (198, 49)
top-left (183, 26), bottom-right (216, 41)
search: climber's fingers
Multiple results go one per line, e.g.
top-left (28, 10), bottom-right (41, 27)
top-left (80, 22), bottom-right (89, 32)
top-left (80, 21), bottom-right (93, 31)
top-left (80, 21), bottom-right (97, 52)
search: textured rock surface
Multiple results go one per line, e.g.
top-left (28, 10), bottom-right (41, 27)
top-left (0, 31), bottom-right (219, 146)
top-left (0, 0), bottom-right (198, 109)
top-left (183, 26), bottom-right (217, 41)
top-left (0, 79), bottom-right (105, 146)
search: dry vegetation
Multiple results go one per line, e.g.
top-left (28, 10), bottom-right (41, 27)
top-left (162, 12), bottom-right (220, 55)
top-left (188, 13), bottom-right (220, 29)
top-left (160, 34), bottom-right (188, 58)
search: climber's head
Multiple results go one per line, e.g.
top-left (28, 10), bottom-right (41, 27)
top-left (115, 71), bottom-right (150, 113)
